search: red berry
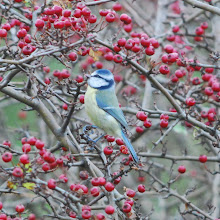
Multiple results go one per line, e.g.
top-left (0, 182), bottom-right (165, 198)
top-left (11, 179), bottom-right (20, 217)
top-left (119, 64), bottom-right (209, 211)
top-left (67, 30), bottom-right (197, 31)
top-left (105, 182), bottom-right (115, 192)
top-left (105, 206), bottom-right (115, 215)
top-left (150, 38), bottom-right (159, 48)
top-left (120, 14), bottom-right (131, 24)
top-left (2, 23), bottom-right (11, 31)
top-left (126, 189), bottom-right (136, 197)
top-left (160, 114), bottom-right (169, 120)
top-left (28, 136), bottom-right (37, 145)
top-left (136, 111), bottom-right (147, 121)
top-left (75, 75), bottom-right (84, 83)
top-left (204, 87), bottom-right (214, 96)
top-left (145, 46), bottom-right (155, 56)
top-left (82, 205), bottom-right (91, 211)
top-left (114, 74), bottom-right (123, 83)
top-left (160, 119), bottom-right (168, 128)
top-left (201, 22), bottom-right (208, 29)
top-left (106, 135), bottom-right (115, 142)
top-left (69, 211), bottom-right (76, 218)
top-left (48, 179), bottom-right (56, 189)
top-left (0, 214), bottom-right (7, 220)
top-left (98, 177), bottom-right (106, 186)
top-left (42, 163), bottom-right (50, 172)
top-left (28, 214), bottom-right (36, 220)
top-left (13, 167), bottom-right (23, 178)
top-left (124, 23), bottom-right (133, 32)
top-left (22, 143), bottom-right (31, 153)
top-left (82, 210), bottom-right (91, 219)
top-left (104, 146), bottom-right (113, 155)
top-left (143, 120), bottom-right (152, 128)
top-left (120, 145), bottom-right (129, 154)
top-left (62, 103), bottom-right (68, 110)
top-left (171, 74), bottom-right (178, 82)
top-left (0, 202), bottom-right (2, 210)
top-left (99, 9), bottom-right (109, 16)
top-left (19, 154), bottom-right (30, 164)
top-left (35, 140), bottom-right (45, 150)
top-left (79, 170), bottom-right (89, 180)
top-left (212, 82), bottom-right (220, 92)
top-left (3, 140), bottom-right (11, 147)
top-left (186, 97), bottom-right (196, 106)
top-left (0, 29), bottom-right (7, 38)
top-left (104, 52), bottom-right (114, 61)
top-left (15, 204), bottom-right (25, 213)
top-left (91, 177), bottom-right (100, 186)
top-left (122, 203), bottom-right (131, 213)
top-left (35, 19), bottom-right (44, 29)
top-left (73, 9), bottom-right (82, 18)
top-left (17, 111), bottom-right (27, 120)
top-left (125, 199), bottom-right (134, 206)
top-left (136, 126), bottom-right (144, 133)
top-left (82, 7), bottom-right (91, 17)
top-left (113, 54), bottom-right (123, 63)
top-left (164, 44), bottom-right (174, 53)
top-left (137, 184), bottom-right (145, 193)
top-left (2, 152), bottom-right (12, 162)
top-left (140, 37), bottom-right (150, 47)
top-left (113, 2), bottom-right (122, 11)
top-left (116, 138), bottom-right (124, 145)
top-left (95, 61), bottom-right (103, 69)
top-left (208, 113), bottom-right (215, 122)
top-left (105, 13), bottom-right (115, 23)
top-left (205, 67), bottom-right (214, 73)
top-left (118, 38), bottom-right (126, 47)
top-left (17, 28), bottom-right (27, 38)
top-left (96, 213), bottom-right (106, 220)
top-left (90, 187), bottom-right (100, 196)
top-left (195, 27), bottom-right (204, 35)
top-left (192, 77), bottom-right (201, 85)
top-left (59, 174), bottom-right (68, 183)
top-left (172, 25), bottom-right (180, 33)
top-left (178, 165), bottom-right (186, 174)
top-left (132, 44), bottom-right (141, 53)
top-left (79, 95), bottom-right (85, 104)
top-left (202, 73), bottom-right (212, 81)
top-left (88, 14), bottom-right (97, 23)
top-left (199, 155), bottom-right (207, 163)
top-left (167, 35), bottom-right (175, 41)
top-left (159, 65), bottom-right (170, 75)
top-left (22, 44), bottom-right (33, 55)
top-left (68, 52), bottom-right (78, 61)
top-left (79, 46), bottom-right (88, 56)
top-left (63, 9), bottom-right (71, 17)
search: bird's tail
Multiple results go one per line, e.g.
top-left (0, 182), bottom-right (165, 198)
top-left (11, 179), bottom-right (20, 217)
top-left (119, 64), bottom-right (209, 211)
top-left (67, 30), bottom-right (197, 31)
top-left (121, 131), bottom-right (139, 163)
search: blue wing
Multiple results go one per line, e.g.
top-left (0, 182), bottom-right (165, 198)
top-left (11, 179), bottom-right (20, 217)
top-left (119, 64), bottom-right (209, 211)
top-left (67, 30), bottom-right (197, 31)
top-left (96, 90), bottom-right (139, 163)
top-left (96, 90), bottom-right (128, 129)
top-left (121, 131), bottom-right (139, 163)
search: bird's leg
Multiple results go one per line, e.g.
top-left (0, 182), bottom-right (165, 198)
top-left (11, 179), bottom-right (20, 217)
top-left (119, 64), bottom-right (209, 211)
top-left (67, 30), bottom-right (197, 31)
top-left (94, 134), bottom-right (105, 143)
top-left (83, 125), bottom-right (97, 134)
top-left (82, 125), bottom-right (105, 148)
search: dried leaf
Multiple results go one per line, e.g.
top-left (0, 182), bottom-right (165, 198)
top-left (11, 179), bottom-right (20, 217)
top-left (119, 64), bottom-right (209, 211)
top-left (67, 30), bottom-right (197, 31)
top-left (89, 48), bottom-right (102, 61)
top-left (22, 182), bottom-right (36, 190)
top-left (7, 181), bottom-right (17, 190)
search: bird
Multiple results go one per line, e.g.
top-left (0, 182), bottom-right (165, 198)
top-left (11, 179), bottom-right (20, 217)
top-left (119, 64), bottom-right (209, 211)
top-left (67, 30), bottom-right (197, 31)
top-left (84, 69), bottom-right (139, 163)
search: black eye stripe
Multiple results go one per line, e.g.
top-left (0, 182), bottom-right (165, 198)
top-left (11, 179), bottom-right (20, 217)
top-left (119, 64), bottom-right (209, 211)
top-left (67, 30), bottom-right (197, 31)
top-left (93, 75), bottom-right (108, 82)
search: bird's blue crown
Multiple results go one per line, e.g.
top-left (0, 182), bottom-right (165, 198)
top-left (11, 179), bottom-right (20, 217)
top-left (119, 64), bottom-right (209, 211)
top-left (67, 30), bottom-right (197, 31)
top-left (89, 69), bottom-right (115, 90)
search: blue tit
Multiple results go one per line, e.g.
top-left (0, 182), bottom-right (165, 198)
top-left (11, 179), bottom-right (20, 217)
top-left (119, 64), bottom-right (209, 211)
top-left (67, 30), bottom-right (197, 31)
top-left (84, 69), bottom-right (139, 163)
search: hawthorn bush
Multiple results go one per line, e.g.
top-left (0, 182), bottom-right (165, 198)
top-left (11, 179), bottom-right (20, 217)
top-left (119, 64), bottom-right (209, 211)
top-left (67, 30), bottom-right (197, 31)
top-left (0, 0), bottom-right (220, 219)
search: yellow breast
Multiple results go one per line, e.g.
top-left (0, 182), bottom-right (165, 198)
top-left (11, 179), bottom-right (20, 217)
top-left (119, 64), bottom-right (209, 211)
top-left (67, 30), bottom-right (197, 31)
top-left (84, 86), bottom-right (122, 137)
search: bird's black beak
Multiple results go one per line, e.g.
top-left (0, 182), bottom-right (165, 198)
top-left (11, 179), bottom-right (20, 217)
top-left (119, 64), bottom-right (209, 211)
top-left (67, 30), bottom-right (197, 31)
top-left (85, 74), bottom-right (91, 78)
